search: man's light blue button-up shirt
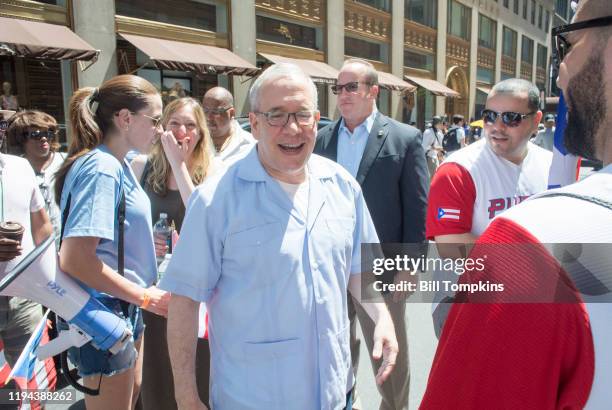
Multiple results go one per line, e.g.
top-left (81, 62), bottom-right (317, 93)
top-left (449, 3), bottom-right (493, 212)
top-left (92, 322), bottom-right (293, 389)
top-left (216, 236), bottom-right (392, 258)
top-left (159, 146), bottom-right (379, 410)
top-left (337, 108), bottom-right (378, 177)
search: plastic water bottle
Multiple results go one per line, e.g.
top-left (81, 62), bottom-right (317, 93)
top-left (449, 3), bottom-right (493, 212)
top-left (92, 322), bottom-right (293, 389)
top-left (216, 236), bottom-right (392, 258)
top-left (153, 213), bottom-right (172, 265)
top-left (157, 253), bottom-right (172, 282)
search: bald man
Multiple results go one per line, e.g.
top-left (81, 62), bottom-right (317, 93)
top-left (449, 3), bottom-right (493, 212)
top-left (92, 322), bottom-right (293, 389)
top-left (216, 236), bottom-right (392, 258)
top-left (202, 87), bottom-right (255, 162)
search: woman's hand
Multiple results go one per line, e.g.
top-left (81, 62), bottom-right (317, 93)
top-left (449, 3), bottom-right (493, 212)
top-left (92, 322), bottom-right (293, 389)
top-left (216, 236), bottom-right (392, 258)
top-left (143, 286), bottom-right (171, 317)
top-left (161, 130), bottom-right (189, 170)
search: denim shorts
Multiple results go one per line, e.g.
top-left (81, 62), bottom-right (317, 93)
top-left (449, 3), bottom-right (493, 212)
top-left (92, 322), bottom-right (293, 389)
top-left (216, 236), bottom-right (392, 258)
top-left (59, 296), bottom-right (144, 377)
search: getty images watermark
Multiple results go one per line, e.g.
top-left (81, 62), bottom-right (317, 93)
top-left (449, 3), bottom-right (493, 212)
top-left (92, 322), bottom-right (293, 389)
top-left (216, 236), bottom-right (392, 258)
top-left (360, 243), bottom-right (612, 304)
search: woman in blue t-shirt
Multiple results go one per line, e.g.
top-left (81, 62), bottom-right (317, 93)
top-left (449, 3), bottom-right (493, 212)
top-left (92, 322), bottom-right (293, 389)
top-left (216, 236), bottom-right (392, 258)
top-left (54, 75), bottom-right (170, 409)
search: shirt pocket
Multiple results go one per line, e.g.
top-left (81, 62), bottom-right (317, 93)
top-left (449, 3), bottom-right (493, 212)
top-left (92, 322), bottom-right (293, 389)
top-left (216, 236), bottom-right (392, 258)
top-left (242, 338), bottom-right (308, 404)
top-left (319, 217), bottom-right (354, 268)
top-left (222, 222), bottom-right (286, 285)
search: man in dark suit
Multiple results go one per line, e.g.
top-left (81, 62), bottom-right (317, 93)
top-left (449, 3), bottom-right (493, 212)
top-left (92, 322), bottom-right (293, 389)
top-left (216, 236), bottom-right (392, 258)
top-left (315, 58), bottom-right (428, 410)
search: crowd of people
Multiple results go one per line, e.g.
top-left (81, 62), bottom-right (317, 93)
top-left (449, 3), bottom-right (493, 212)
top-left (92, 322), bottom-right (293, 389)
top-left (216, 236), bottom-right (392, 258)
top-left (0, 0), bottom-right (609, 408)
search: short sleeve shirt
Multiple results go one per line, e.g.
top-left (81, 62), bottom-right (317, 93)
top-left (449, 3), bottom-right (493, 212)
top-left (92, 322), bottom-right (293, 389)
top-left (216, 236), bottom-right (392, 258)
top-left (60, 145), bottom-right (156, 290)
top-left (0, 154), bottom-right (45, 275)
top-left (426, 139), bottom-right (552, 239)
top-left (159, 148), bottom-right (378, 409)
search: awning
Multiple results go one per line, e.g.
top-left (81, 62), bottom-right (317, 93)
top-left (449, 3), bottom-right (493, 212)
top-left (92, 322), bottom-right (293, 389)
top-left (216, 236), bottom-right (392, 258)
top-left (258, 53), bottom-right (339, 84)
top-left (476, 86), bottom-right (492, 95)
top-left (404, 75), bottom-right (461, 98)
top-left (377, 72), bottom-right (416, 92)
top-left (120, 34), bottom-right (259, 76)
top-left (0, 16), bottom-right (98, 61)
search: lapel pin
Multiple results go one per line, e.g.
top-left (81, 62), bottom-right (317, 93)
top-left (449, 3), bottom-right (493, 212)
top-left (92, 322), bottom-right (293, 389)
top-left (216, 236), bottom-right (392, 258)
top-left (377, 130), bottom-right (384, 138)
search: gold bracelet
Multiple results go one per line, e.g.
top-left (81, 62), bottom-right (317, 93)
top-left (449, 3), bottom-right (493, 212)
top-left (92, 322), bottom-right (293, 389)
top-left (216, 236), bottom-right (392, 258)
top-left (140, 290), bottom-right (151, 310)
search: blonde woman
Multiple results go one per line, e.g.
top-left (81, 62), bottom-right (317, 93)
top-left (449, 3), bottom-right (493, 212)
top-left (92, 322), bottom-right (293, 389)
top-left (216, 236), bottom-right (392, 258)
top-left (131, 97), bottom-right (214, 409)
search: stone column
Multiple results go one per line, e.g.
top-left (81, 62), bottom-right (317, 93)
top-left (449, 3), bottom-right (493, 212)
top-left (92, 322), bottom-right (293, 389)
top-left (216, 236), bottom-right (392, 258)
top-left (390, 0), bottom-right (405, 121)
top-left (435, 0), bottom-right (448, 115)
top-left (494, 18), bottom-right (503, 84)
top-left (468, 4), bottom-right (478, 119)
top-left (326, 0), bottom-right (345, 119)
top-left (230, 0), bottom-right (257, 116)
top-left (72, 0), bottom-right (117, 87)
top-left (516, 30), bottom-right (523, 77)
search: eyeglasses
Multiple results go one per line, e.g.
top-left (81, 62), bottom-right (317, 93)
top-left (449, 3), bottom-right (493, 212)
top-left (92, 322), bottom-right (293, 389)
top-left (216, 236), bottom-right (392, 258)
top-left (552, 16), bottom-right (612, 73)
top-left (131, 112), bottom-right (162, 128)
top-left (203, 106), bottom-right (232, 116)
top-left (255, 110), bottom-right (318, 127)
top-left (330, 81), bottom-right (372, 95)
top-left (0, 120), bottom-right (8, 131)
top-left (482, 109), bottom-right (536, 127)
top-left (24, 130), bottom-right (57, 141)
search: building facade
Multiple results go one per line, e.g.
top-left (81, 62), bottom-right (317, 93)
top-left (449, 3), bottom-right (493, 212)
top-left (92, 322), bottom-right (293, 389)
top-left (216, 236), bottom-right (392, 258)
top-left (1, 0), bottom-right (561, 141)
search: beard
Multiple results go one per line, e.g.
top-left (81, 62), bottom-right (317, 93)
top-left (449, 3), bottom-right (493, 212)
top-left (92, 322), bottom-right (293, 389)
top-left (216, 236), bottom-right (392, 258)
top-left (563, 50), bottom-right (606, 160)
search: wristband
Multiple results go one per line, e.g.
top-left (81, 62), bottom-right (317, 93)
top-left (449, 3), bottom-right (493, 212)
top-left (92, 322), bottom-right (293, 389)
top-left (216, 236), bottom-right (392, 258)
top-left (140, 290), bottom-right (151, 310)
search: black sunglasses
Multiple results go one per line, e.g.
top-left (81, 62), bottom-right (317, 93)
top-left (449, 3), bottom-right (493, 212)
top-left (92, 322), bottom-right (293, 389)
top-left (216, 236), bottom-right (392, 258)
top-left (482, 109), bottom-right (536, 127)
top-left (0, 120), bottom-right (8, 131)
top-left (552, 16), bottom-right (612, 72)
top-left (24, 130), bottom-right (56, 141)
top-left (331, 81), bottom-right (372, 95)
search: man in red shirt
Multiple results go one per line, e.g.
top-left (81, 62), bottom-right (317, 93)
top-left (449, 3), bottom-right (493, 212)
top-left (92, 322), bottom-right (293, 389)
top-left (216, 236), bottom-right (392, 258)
top-left (422, 0), bottom-right (612, 408)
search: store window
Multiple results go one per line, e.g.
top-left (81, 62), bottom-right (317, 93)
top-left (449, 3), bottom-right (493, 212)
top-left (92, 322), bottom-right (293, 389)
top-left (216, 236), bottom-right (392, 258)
top-left (478, 14), bottom-right (496, 49)
top-left (356, 0), bottom-right (390, 11)
top-left (477, 67), bottom-right (494, 84)
top-left (404, 49), bottom-right (434, 72)
top-left (447, 0), bottom-right (471, 40)
top-left (345, 37), bottom-right (386, 63)
top-left (475, 88), bottom-right (488, 119)
top-left (537, 44), bottom-right (547, 69)
top-left (502, 26), bottom-right (517, 58)
top-left (405, 0), bottom-right (437, 28)
top-left (115, 0), bottom-right (217, 32)
top-left (1, 56), bottom-right (71, 149)
top-left (521, 36), bottom-right (534, 65)
top-left (501, 71), bottom-right (514, 81)
top-left (256, 15), bottom-right (318, 49)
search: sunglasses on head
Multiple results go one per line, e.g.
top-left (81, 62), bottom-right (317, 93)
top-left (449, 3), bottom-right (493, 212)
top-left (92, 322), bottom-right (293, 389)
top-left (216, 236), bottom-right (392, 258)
top-left (482, 109), bottom-right (536, 127)
top-left (24, 129), bottom-right (56, 141)
top-left (330, 81), bottom-right (372, 95)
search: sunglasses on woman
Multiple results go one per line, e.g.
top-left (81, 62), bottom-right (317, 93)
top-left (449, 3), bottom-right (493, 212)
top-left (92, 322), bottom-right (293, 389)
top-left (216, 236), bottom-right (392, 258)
top-left (482, 109), bottom-right (536, 127)
top-left (24, 129), bottom-right (56, 140)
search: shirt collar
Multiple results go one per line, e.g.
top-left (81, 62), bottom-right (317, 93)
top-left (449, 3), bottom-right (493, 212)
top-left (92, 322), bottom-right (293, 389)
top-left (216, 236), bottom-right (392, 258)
top-left (236, 145), bottom-right (335, 182)
top-left (339, 106), bottom-right (378, 136)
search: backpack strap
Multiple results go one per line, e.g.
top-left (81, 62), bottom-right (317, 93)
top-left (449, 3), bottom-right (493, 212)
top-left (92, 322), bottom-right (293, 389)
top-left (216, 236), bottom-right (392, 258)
top-left (536, 192), bottom-right (612, 211)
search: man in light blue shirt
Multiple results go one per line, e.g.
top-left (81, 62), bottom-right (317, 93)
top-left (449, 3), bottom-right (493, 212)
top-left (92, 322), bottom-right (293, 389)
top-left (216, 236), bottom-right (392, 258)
top-left (336, 105), bottom-right (378, 177)
top-left (160, 63), bottom-right (398, 410)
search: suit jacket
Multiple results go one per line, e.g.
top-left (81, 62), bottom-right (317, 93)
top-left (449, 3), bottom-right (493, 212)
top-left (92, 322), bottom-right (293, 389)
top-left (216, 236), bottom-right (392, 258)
top-left (315, 112), bottom-right (428, 244)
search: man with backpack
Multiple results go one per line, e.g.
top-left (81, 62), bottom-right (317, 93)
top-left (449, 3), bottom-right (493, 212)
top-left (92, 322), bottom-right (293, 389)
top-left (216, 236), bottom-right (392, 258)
top-left (442, 114), bottom-right (466, 155)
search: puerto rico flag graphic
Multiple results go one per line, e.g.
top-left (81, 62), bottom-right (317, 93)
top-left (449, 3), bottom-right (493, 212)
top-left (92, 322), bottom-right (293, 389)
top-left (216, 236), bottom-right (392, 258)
top-left (5, 310), bottom-right (57, 410)
top-left (437, 208), bottom-right (461, 220)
